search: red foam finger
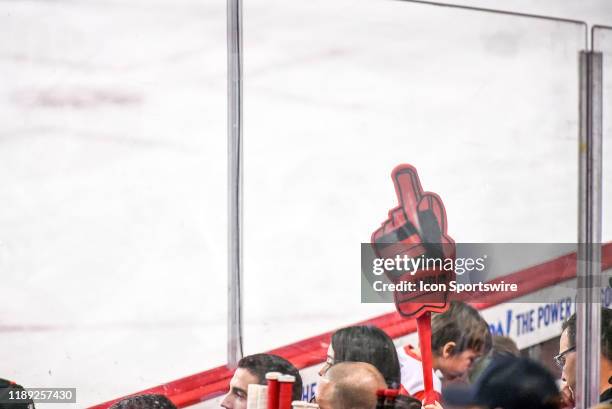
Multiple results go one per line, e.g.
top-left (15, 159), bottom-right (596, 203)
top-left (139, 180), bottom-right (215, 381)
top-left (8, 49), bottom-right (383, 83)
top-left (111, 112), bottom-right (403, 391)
top-left (373, 165), bottom-right (455, 316)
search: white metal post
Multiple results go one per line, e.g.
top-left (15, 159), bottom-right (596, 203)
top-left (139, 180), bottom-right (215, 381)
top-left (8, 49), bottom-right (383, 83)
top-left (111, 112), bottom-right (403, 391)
top-left (227, 0), bottom-right (244, 369)
top-left (577, 50), bottom-right (603, 409)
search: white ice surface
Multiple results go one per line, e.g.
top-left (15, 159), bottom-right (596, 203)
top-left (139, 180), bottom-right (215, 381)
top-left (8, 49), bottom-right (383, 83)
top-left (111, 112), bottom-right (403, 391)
top-left (1, 1), bottom-right (612, 408)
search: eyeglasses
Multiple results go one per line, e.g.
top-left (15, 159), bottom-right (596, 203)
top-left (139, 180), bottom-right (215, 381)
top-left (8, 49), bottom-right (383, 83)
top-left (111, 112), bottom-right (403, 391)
top-left (554, 346), bottom-right (576, 368)
top-left (318, 355), bottom-right (335, 377)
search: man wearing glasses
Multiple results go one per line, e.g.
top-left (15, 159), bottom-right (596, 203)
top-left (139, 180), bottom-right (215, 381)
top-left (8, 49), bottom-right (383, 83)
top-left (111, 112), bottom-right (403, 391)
top-left (555, 308), bottom-right (612, 406)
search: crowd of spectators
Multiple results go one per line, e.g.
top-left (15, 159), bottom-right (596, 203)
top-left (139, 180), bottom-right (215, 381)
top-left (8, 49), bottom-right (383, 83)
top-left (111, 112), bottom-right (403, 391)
top-left (2, 302), bottom-right (609, 409)
top-left (214, 302), bottom-right (610, 409)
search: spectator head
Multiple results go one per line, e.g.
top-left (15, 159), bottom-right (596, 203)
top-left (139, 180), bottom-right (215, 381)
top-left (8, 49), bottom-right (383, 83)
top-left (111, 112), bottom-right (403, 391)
top-left (323, 325), bottom-right (401, 388)
top-left (393, 395), bottom-right (422, 409)
top-left (558, 308), bottom-right (611, 398)
top-left (109, 394), bottom-right (177, 409)
top-left (0, 379), bottom-right (35, 409)
top-left (221, 354), bottom-right (303, 409)
top-left (468, 335), bottom-right (520, 382)
top-left (431, 301), bottom-right (492, 381)
top-left (490, 335), bottom-right (520, 357)
top-left (443, 356), bottom-right (561, 409)
top-left (316, 362), bottom-right (386, 409)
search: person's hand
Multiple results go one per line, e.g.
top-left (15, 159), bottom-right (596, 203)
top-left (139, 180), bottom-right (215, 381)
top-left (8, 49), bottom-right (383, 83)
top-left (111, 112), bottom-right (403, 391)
top-left (422, 400), bottom-right (443, 409)
top-left (560, 384), bottom-right (575, 409)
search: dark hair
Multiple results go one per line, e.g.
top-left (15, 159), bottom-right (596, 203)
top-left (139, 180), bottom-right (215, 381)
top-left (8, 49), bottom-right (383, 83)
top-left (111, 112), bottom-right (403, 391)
top-left (238, 354), bottom-right (303, 401)
top-left (393, 395), bottom-right (422, 409)
top-left (109, 394), bottom-right (177, 409)
top-left (445, 357), bottom-right (561, 409)
top-left (331, 325), bottom-right (401, 388)
top-left (431, 301), bottom-right (492, 356)
top-left (0, 379), bottom-right (35, 409)
top-left (468, 335), bottom-right (520, 382)
top-left (561, 308), bottom-right (611, 359)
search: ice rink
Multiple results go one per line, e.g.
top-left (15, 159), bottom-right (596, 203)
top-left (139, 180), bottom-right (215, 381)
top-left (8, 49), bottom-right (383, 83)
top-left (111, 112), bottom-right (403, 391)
top-left (2, 0), bottom-right (612, 407)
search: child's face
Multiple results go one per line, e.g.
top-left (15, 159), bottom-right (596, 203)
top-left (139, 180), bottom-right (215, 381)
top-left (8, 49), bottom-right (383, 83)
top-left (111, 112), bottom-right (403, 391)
top-left (439, 348), bottom-right (481, 381)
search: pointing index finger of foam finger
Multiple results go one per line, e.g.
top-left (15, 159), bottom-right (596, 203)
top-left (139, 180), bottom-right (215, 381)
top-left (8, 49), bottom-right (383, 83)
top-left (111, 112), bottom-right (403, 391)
top-left (391, 164), bottom-right (423, 227)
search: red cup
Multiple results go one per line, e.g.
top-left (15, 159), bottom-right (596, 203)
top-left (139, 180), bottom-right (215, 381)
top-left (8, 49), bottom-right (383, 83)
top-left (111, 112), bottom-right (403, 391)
top-left (278, 375), bottom-right (295, 409)
top-left (266, 372), bottom-right (282, 409)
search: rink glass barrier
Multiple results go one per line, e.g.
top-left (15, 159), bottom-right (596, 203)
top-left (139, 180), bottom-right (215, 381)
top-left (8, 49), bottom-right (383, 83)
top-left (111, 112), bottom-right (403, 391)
top-left (1, 1), bottom-right (227, 406)
top-left (3, 1), bottom-right (608, 408)
top-left (592, 26), bottom-right (612, 247)
top-left (242, 0), bottom-right (586, 359)
top-left (591, 24), bottom-right (612, 404)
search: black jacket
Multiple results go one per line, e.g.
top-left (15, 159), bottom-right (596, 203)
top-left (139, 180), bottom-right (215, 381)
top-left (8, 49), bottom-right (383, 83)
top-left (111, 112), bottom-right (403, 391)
top-left (601, 387), bottom-right (612, 403)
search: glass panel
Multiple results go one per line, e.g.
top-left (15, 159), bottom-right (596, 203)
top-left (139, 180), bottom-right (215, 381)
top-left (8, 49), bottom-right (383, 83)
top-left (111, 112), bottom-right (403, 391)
top-left (243, 0), bottom-right (585, 355)
top-left (1, 2), bottom-right (227, 406)
top-left (593, 27), bottom-right (612, 245)
top-left (592, 24), bottom-right (612, 341)
top-left (592, 27), bottom-right (612, 319)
